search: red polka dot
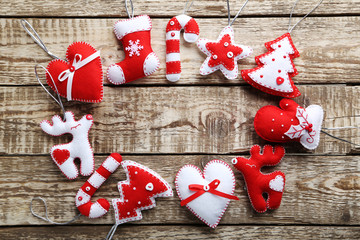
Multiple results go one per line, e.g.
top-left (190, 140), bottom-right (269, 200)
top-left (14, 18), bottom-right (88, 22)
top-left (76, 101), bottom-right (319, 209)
top-left (278, 45), bottom-right (281, 47)
top-left (283, 56), bottom-right (286, 58)
top-left (278, 70), bottom-right (281, 73)
top-left (78, 196), bottom-right (82, 201)
top-left (70, 66), bottom-right (75, 72)
top-left (171, 32), bottom-right (175, 37)
top-left (260, 75), bottom-right (263, 78)
top-left (272, 58), bottom-right (275, 61)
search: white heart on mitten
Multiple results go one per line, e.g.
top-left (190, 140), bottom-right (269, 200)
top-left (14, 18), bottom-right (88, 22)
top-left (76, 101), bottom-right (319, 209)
top-left (175, 160), bottom-right (236, 228)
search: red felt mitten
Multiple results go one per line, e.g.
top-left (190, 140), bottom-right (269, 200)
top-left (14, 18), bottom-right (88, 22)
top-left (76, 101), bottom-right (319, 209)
top-left (46, 42), bottom-right (103, 102)
top-left (232, 145), bottom-right (286, 213)
top-left (241, 33), bottom-right (301, 98)
top-left (107, 15), bottom-right (160, 85)
top-left (254, 98), bottom-right (324, 150)
top-left (112, 160), bottom-right (173, 225)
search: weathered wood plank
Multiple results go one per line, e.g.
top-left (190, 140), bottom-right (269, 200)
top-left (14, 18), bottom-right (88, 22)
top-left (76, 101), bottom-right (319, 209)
top-left (1, 17), bottom-right (359, 85)
top-left (0, 85), bottom-right (359, 155)
top-left (0, 0), bottom-right (359, 17)
top-left (1, 225), bottom-right (360, 239)
top-left (1, 155), bottom-right (359, 226)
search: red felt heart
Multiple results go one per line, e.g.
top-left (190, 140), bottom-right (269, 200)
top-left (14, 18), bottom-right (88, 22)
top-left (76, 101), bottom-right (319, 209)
top-left (52, 149), bottom-right (70, 165)
top-left (276, 77), bottom-right (284, 85)
top-left (46, 42), bottom-right (103, 103)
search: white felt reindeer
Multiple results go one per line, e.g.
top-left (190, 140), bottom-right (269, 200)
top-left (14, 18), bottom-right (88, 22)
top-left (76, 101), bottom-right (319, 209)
top-left (40, 111), bottom-right (94, 179)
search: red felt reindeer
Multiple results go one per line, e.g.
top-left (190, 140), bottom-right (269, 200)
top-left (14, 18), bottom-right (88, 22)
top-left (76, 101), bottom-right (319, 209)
top-left (231, 145), bottom-right (286, 213)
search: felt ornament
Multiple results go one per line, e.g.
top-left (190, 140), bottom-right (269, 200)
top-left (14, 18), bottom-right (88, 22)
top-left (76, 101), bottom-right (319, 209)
top-left (40, 111), bottom-right (94, 179)
top-left (232, 145), bottom-right (286, 213)
top-left (21, 20), bottom-right (103, 103)
top-left (197, 0), bottom-right (252, 80)
top-left (46, 42), bottom-right (103, 102)
top-left (241, 33), bottom-right (301, 98)
top-left (175, 160), bottom-right (239, 228)
top-left (76, 153), bottom-right (123, 218)
top-left (112, 160), bottom-right (173, 225)
top-left (241, 0), bottom-right (323, 97)
top-left (166, 14), bottom-right (200, 82)
top-left (107, 15), bottom-right (160, 85)
top-left (254, 98), bottom-right (324, 150)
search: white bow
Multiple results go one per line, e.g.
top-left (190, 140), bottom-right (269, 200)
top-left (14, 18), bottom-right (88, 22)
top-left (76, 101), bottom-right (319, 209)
top-left (58, 51), bottom-right (101, 101)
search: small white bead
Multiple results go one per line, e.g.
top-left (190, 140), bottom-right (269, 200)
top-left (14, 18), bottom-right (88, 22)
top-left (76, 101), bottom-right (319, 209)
top-left (282, 136), bottom-right (285, 139)
top-left (272, 119), bottom-right (275, 122)
top-left (227, 51), bottom-right (234, 58)
top-left (224, 42), bottom-right (229, 47)
top-left (135, 171), bottom-right (138, 174)
top-left (170, 21), bottom-right (174, 26)
top-left (133, 187), bottom-right (136, 190)
top-left (286, 104), bottom-right (289, 106)
top-left (291, 119), bottom-right (294, 121)
top-left (213, 55), bottom-right (218, 60)
top-left (271, 129), bottom-right (274, 132)
top-left (125, 199), bottom-right (128, 202)
top-left (127, 212), bottom-right (130, 215)
top-left (138, 201), bottom-right (141, 204)
top-left (281, 124), bottom-right (284, 127)
top-left (280, 113), bottom-right (283, 116)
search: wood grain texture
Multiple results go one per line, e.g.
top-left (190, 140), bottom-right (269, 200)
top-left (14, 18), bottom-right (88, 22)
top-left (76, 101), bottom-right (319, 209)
top-left (1, 17), bottom-right (359, 85)
top-left (1, 155), bottom-right (359, 226)
top-left (0, 85), bottom-right (359, 155)
top-left (1, 225), bottom-right (360, 239)
top-left (1, 0), bottom-right (359, 17)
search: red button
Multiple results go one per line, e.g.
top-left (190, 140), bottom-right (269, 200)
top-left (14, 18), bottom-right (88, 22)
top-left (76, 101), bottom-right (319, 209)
top-left (276, 77), bottom-right (284, 85)
top-left (171, 32), bottom-right (175, 37)
top-left (70, 66), bottom-right (75, 72)
top-left (86, 114), bottom-right (93, 120)
top-left (78, 196), bottom-right (82, 201)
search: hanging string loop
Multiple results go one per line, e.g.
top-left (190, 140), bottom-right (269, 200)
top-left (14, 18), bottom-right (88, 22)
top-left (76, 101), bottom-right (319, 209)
top-left (20, 19), bottom-right (60, 59)
top-left (30, 197), bottom-right (81, 225)
top-left (105, 224), bottom-right (119, 240)
top-left (288, 0), bottom-right (324, 33)
top-left (183, 0), bottom-right (195, 15)
top-left (125, 0), bottom-right (134, 18)
top-left (35, 64), bottom-right (66, 120)
top-left (227, 0), bottom-right (250, 27)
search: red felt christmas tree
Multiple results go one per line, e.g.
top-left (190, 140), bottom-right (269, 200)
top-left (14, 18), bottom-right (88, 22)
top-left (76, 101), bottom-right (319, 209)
top-left (241, 33), bottom-right (301, 98)
top-left (112, 160), bottom-right (173, 225)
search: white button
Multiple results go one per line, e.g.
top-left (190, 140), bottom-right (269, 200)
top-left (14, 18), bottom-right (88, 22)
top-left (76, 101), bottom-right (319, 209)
top-left (85, 186), bottom-right (91, 192)
top-left (203, 185), bottom-right (210, 191)
top-left (127, 212), bottom-right (130, 215)
top-left (170, 21), bottom-right (174, 26)
top-left (135, 171), bottom-right (138, 174)
top-left (133, 187), bottom-right (136, 190)
top-left (231, 158), bottom-right (238, 164)
top-left (227, 52), bottom-right (234, 58)
top-left (146, 183), bottom-right (154, 191)
top-left (138, 201), bottom-right (141, 204)
top-left (213, 55), bottom-right (218, 60)
top-left (224, 42), bottom-right (229, 47)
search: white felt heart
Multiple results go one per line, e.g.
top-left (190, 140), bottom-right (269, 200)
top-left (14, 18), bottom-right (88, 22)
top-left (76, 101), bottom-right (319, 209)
top-left (269, 175), bottom-right (284, 192)
top-left (175, 160), bottom-right (236, 228)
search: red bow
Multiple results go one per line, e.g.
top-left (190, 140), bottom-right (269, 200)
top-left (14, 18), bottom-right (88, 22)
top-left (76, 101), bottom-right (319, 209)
top-left (180, 179), bottom-right (239, 206)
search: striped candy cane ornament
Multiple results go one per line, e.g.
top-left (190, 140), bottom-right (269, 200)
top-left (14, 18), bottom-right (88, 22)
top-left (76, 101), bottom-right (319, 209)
top-left (75, 153), bottom-right (122, 218)
top-left (166, 14), bottom-right (200, 82)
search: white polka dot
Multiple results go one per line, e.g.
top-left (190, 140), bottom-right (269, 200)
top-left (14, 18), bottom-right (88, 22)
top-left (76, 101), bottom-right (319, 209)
top-left (272, 119), bottom-right (275, 122)
top-left (280, 113), bottom-right (283, 116)
top-left (133, 187), bottom-right (136, 190)
top-left (282, 136), bottom-right (285, 139)
top-left (125, 199), bottom-right (128, 202)
top-left (135, 171), bottom-right (138, 174)
top-left (138, 201), bottom-right (141, 204)
top-left (271, 129), bottom-right (274, 132)
top-left (291, 119), bottom-right (293, 121)
top-left (127, 212), bottom-right (130, 215)
top-left (286, 104), bottom-right (288, 106)
top-left (281, 124), bottom-right (284, 127)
